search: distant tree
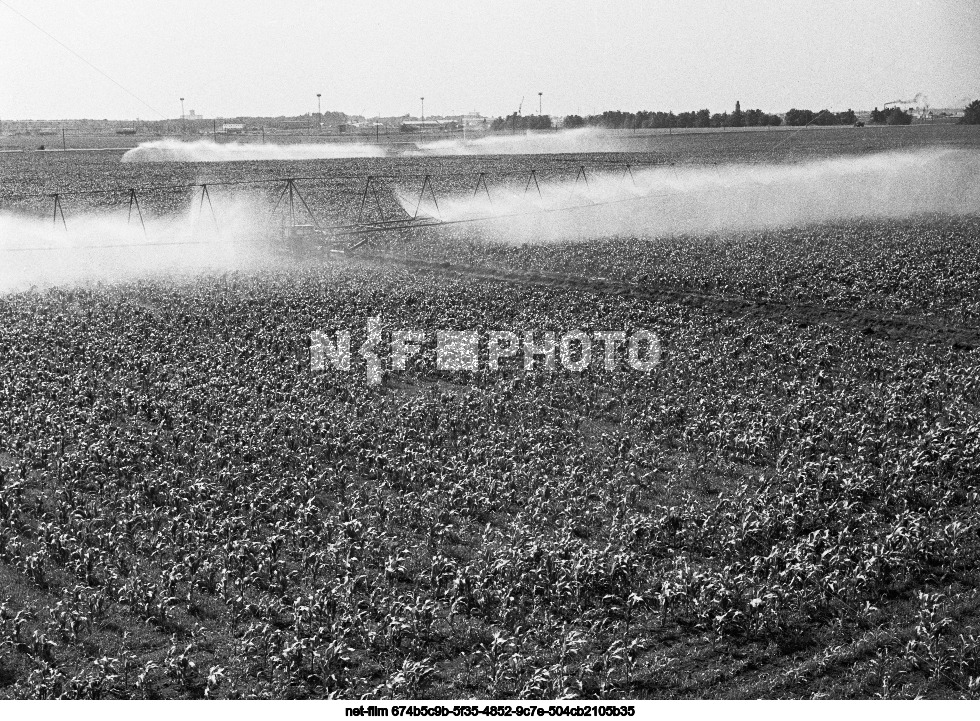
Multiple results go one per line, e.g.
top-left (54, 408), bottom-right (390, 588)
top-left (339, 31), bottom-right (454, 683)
top-left (868, 107), bottom-right (912, 125)
top-left (675, 111), bottom-right (695, 128)
top-left (742, 108), bottom-right (781, 127)
top-left (885, 107), bottom-right (913, 125)
top-left (596, 111), bottom-right (633, 129)
top-left (807, 108), bottom-right (840, 125)
top-left (960, 100), bottom-right (980, 125)
top-left (557, 105), bottom-right (780, 131)
top-left (527, 115), bottom-right (553, 130)
top-left (491, 113), bottom-right (554, 132)
top-left (784, 108), bottom-right (816, 126)
top-left (784, 109), bottom-right (855, 126)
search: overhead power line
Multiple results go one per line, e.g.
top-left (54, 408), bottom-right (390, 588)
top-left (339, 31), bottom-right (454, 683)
top-left (0, 0), bottom-right (167, 119)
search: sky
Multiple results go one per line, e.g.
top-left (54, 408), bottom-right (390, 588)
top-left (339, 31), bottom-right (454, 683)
top-left (1, 0), bottom-right (978, 121)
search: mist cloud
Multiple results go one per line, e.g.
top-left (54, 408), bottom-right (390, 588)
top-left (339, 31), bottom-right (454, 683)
top-left (415, 128), bottom-right (650, 156)
top-left (399, 150), bottom-right (980, 240)
top-left (0, 196), bottom-right (272, 291)
top-left (122, 139), bottom-right (387, 162)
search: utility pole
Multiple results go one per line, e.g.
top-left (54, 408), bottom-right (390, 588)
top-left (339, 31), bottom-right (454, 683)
top-left (539, 92), bottom-right (542, 116)
top-left (180, 97), bottom-right (185, 134)
top-left (420, 96), bottom-right (424, 143)
top-left (317, 93), bottom-right (321, 134)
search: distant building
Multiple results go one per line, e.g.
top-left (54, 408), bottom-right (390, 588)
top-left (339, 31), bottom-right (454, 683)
top-left (399, 119), bottom-right (461, 132)
top-left (461, 112), bottom-right (488, 128)
top-left (181, 109), bottom-right (203, 120)
top-left (221, 123), bottom-right (245, 134)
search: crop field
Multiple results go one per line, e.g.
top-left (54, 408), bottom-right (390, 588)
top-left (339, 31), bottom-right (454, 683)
top-left (1, 125), bottom-right (979, 699)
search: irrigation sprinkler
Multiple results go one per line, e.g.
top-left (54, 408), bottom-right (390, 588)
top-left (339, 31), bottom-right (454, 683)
top-left (356, 176), bottom-right (386, 224)
top-left (193, 184), bottom-right (219, 236)
top-left (127, 189), bottom-right (147, 237)
top-left (267, 178), bottom-right (322, 230)
top-left (413, 174), bottom-right (440, 220)
top-left (472, 173), bottom-right (493, 205)
top-left (524, 169), bottom-right (543, 199)
top-left (8, 160), bottom-right (673, 254)
top-left (622, 164), bottom-right (636, 187)
top-left (51, 193), bottom-right (67, 231)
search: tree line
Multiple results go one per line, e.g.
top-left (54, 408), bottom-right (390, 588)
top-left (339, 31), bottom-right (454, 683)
top-left (961, 100), bottom-right (980, 125)
top-left (489, 113), bottom-right (555, 132)
top-left (784, 108), bottom-right (860, 126)
top-left (867, 107), bottom-right (913, 125)
top-left (487, 99), bottom-right (980, 132)
top-left (488, 102), bottom-right (857, 131)
top-left (564, 102), bottom-right (783, 130)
